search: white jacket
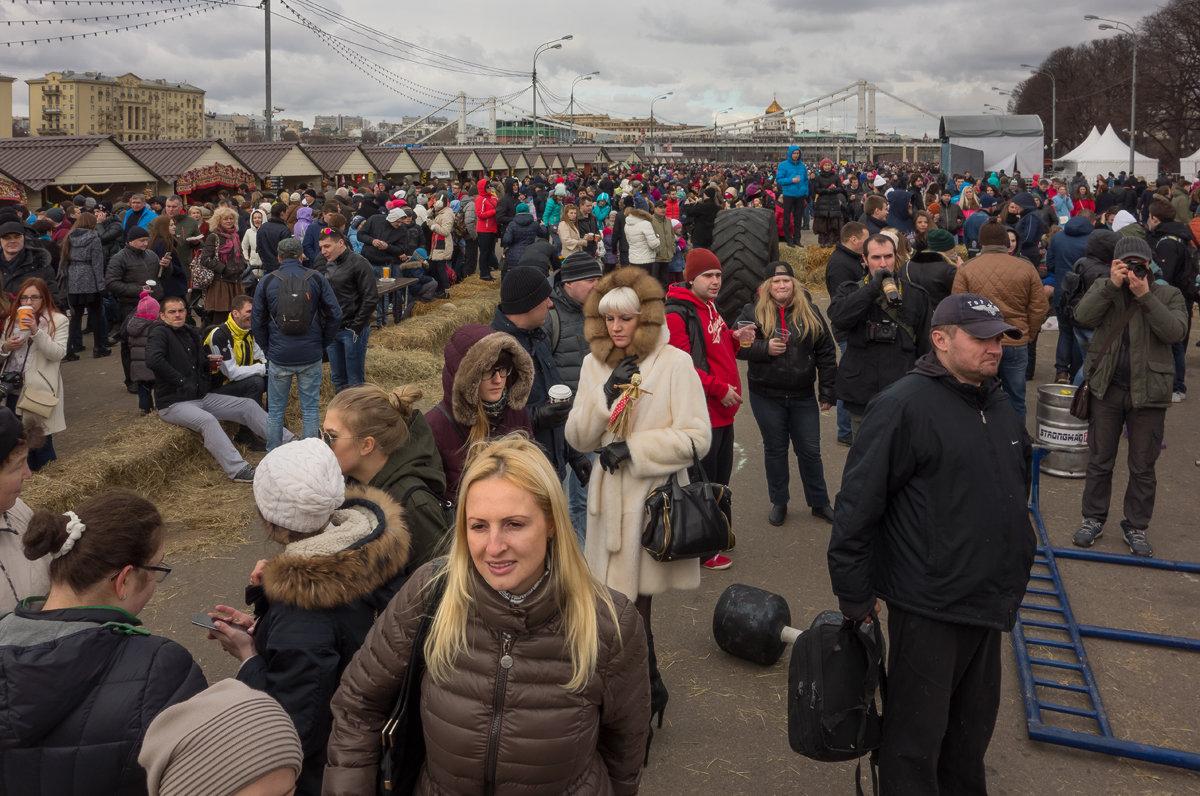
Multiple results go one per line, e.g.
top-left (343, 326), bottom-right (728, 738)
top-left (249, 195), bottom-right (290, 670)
top-left (623, 210), bottom-right (660, 265)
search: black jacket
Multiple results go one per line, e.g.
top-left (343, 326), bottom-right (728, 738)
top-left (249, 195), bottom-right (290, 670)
top-left (106, 244), bottom-right (164, 309)
top-left (811, 171), bottom-right (845, 218)
top-left (313, 248), bottom-right (378, 334)
top-left (827, 353), bottom-right (1036, 629)
top-left (900, 250), bottom-right (957, 309)
top-left (356, 214), bottom-right (413, 268)
top-left (0, 603), bottom-right (206, 795)
top-left (255, 217), bottom-right (292, 274)
top-left (687, 198), bottom-right (719, 249)
top-left (736, 298), bottom-right (837, 403)
top-left (0, 245), bottom-right (63, 307)
top-left (828, 273), bottom-right (932, 413)
top-left (146, 321), bottom-right (211, 408)
top-left (502, 213), bottom-right (540, 267)
top-left (1149, 220), bottom-right (1197, 300)
top-left (97, 217), bottom-right (126, 262)
top-left (824, 244), bottom-right (866, 299)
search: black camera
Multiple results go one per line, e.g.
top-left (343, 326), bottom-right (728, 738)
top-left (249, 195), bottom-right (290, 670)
top-left (866, 317), bottom-right (898, 343)
top-left (1127, 260), bottom-right (1150, 280)
top-left (0, 372), bottom-right (23, 397)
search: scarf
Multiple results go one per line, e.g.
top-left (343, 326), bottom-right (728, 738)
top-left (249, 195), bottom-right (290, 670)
top-left (217, 227), bottom-right (240, 261)
top-left (224, 315), bottom-right (254, 367)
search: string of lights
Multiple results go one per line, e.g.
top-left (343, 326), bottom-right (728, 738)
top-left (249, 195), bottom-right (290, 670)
top-left (0, 1), bottom-right (221, 46)
top-left (1, 2), bottom-right (222, 26)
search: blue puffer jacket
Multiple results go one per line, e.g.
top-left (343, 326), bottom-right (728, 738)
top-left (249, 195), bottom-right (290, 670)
top-left (776, 145), bottom-right (809, 198)
top-left (1046, 216), bottom-right (1093, 307)
top-left (502, 212), bottom-right (540, 267)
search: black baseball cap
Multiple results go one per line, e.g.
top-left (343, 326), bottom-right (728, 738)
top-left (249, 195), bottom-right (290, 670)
top-left (930, 293), bottom-right (1021, 339)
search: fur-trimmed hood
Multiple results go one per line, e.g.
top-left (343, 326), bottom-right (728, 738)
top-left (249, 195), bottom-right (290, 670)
top-left (623, 207), bottom-right (653, 223)
top-left (262, 484), bottom-right (411, 611)
top-left (582, 266), bottom-right (667, 368)
top-left (441, 323), bottom-right (534, 426)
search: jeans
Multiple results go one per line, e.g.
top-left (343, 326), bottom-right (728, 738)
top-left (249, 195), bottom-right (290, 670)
top-left (836, 340), bottom-right (852, 442)
top-left (1072, 327), bottom-right (1095, 386)
top-left (564, 450), bottom-right (593, 548)
top-left (267, 360), bottom-right (322, 450)
top-left (1054, 313), bottom-right (1084, 379)
top-left (326, 327), bottom-right (369, 391)
top-left (748, 392), bottom-right (829, 508)
top-left (1081, 383), bottom-right (1165, 530)
top-left (372, 265), bottom-right (393, 323)
top-left (997, 344), bottom-right (1029, 423)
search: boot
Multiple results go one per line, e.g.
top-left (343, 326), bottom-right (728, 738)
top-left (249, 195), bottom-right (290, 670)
top-left (644, 633), bottom-right (669, 766)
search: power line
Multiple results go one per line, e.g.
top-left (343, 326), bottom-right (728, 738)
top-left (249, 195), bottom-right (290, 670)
top-left (1, 1), bottom-right (223, 46)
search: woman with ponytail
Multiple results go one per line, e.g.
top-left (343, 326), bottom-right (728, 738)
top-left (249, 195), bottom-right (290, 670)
top-left (426, 324), bottom-right (534, 503)
top-left (323, 383), bottom-right (450, 568)
top-left (0, 489), bottom-right (206, 795)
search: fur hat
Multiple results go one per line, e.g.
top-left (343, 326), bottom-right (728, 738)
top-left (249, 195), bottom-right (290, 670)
top-left (136, 290), bottom-right (160, 320)
top-left (684, 247), bottom-right (721, 283)
top-left (499, 267), bottom-right (552, 315)
top-left (139, 680), bottom-right (302, 796)
top-left (583, 267), bottom-right (667, 368)
top-left (253, 438), bottom-right (345, 534)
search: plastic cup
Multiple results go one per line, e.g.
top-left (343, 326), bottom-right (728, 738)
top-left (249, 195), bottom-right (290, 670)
top-left (382, 267), bottom-right (390, 279)
top-left (207, 354), bottom-right (223, 373)
top-left (548, 384), bottom-right (573, 403)
top-left (736, 321), bottom-right (756, 348)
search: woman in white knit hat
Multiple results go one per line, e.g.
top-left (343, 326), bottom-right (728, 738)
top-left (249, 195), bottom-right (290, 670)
top-left (205, 437), bottom-right (413, 795)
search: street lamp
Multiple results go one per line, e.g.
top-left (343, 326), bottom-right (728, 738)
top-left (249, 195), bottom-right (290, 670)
top-left (1021, 63), bottom-right (1057, 161)
top-left (714, 106), bottom-right (733, 161)
top-left (569, 71), bottom-right (598, 145)
top-left (649, 91), bottom-right (672, 153)
top-left (532, 35), bottom-right (572, 148)
top-left (1086, 15), bottom-right (1137, 175)
top-left (984, 104), bottom-right (1003, 114)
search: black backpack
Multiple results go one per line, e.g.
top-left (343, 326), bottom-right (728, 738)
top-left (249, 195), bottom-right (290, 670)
top-left (1157, 234), bottom-right (1200, 302)
top-left (664, 297), bottom-right (709, 373)
top-left (1057, 259), bottom-right (1090, 325)
top-left (788, 610), bottom-right (886, 793)
top-left (267, 269), bottom-right (318, 335)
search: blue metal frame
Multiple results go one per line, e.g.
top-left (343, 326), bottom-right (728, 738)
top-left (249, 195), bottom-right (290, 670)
top-left (1012, 448), bottom-right (1200, 771)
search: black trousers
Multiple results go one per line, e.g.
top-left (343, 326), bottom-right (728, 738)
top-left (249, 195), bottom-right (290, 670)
top-left (879, 606), bottom-right (1001, 796)
top-left (697, 423), bottom-right (735, 486)
top-left (781, 195), bottom-right (806, 241)
top-left (1081, 383), bottom-right (1165, 530)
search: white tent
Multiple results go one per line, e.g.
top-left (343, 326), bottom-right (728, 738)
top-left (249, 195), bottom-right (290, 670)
top-left (939, 115), bottom-right (1044, 176)
top-left (1056, 124), bottom-right (1157, 179)
top-left (1180, 145), bottom-right (1200, 179)
top-left (1055, 126), bottom-right (1100, 163)
top-left (985, 153), bottom-right (1017, 175)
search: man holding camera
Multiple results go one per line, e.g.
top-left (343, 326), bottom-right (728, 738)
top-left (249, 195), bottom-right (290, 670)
top-left (828, 233), bottom-right (932, 439)
top-left (1071, 237), bottom-right (1188, 557)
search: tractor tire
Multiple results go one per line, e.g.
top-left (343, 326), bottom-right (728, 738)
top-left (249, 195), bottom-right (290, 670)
top-left (711, 207), bottom-right (780, 325)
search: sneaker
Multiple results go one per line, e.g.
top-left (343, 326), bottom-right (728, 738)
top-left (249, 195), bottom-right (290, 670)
top-left (231, 465), bottom-right (256, 484)
top-left (1055, 372), bottom-right (1071, 385)
top-left (1072, 518), bottom-right (1104, 547)
top-left (1172, 391), bottom-right (1186, 403)
top-left (1123, 527), bottom-right (1153, 557)
top-left (701, 554), bottom-right (732, 571)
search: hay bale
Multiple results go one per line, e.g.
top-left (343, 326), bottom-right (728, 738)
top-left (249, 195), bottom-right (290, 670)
top-left (373, 291), bottom-right (498, 355)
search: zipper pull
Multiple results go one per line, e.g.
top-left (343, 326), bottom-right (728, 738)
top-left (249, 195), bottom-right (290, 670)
top-left (500, 633), bottom-right (514, 670)
top-left (980, 408), bottom-right (987, 425)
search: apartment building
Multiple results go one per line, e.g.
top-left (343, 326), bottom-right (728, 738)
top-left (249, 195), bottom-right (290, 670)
top-left (27, 71), bottom-right (204, 140)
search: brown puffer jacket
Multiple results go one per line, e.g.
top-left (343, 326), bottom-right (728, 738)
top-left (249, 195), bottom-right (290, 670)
top-left (323, 560), bottom-right (650, 795)
top-left (951, 245), bottom-right (1050, 346)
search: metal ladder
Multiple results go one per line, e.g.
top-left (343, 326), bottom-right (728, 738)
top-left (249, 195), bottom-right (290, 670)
top-left (1011, 448), bottom-right (1200, 770)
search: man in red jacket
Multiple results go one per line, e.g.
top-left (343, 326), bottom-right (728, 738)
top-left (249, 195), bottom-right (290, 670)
top-left (664, 248), bottom-right (751, 570)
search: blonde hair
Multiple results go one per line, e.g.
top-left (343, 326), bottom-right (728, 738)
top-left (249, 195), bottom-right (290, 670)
top-left (210, 206), bottom-right (238, 231)
top-left (597, 286), bottom-right (640, 316)
top-left (326, 384), bottom-right (421, 455)
top-left (753, 276), bottom-right (823, 344)
top-left (425, 434), bottom-right (618, 692)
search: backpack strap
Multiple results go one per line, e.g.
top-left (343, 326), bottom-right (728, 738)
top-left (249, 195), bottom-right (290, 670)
top-left (547, 305), bottom-right (561, 353)
top-left (435, 404), bottom-right (468, 444)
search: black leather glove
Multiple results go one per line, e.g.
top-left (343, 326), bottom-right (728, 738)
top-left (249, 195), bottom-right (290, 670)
top-left (603, 356), bottom-right (640, 408)
top-left (530, 399), bottom-right (572, 431)
top-left (597, 441), bottom-right (631, 474)
top-left (568, 451), bottom-right (592, 487)
top-left (870, 268), bottom-right (893, 287)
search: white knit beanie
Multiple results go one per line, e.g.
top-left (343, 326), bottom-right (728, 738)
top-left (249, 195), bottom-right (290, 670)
top-left (252, 438), bottom-right (345, 534)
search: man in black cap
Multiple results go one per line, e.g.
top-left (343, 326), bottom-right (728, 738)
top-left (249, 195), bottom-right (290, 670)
top-left (106, 225), bottom-right (167, 393)
top-left (828, 292), bottom-right (1036, 796)
top-left (1070, 236), bottom-right (1188, 557)
top-left (0, 221), bottom-right (62, 306)
top-left (492, 266), bottom-right (571, 478)
top-left (546, 252), bottom-right (603, 541)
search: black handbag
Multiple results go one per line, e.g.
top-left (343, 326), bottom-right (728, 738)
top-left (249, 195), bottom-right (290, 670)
top-left (378, 574), bottom-right (447, 794)
top-left (641, 444), bottom-right (735, 562)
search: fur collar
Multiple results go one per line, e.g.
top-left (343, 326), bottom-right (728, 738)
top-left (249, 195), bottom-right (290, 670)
top-left (262, 484), bottom-right (411, 611)
top-left (450, 331), bottom-right (534, 426)
top-left (625, 208), bottom-right (654, 223)
top-left (582, 266), bottom-right (667, 368)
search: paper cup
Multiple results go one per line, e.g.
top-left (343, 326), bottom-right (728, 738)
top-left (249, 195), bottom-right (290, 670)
top-left (548, 384), bottom-right (573, 403)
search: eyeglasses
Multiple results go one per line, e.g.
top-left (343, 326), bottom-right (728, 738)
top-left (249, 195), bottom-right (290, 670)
top-left (482, 366), bottom-right (511, 382)
top-left (110, 560), bottom-right (172, 584)
top-left (321, 429), bottom-right (359, 447)
top-left (17, 295), bottom-right (42, 303)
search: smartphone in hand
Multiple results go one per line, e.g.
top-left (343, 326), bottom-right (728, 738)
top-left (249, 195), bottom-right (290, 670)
top-left (191, 611), bottom-right (222, 631)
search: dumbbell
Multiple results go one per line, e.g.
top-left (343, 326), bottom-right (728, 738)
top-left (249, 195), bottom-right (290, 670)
top-left (712, 583), bottom-right (803, 666)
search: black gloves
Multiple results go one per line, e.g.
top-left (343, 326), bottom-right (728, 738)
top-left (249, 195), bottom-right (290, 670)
top-left (604, 356), bottom-right (640, 408)
top-left (568, 451), bottom-right (592, 487)
top-left (530, 399), bottom-right (572, 431)
top-left (870, 268), bottom-right (893, 287)
top-left (597, 441), bottom-right (631, 473)
top-left (839, 596), bottom-right (877, 623)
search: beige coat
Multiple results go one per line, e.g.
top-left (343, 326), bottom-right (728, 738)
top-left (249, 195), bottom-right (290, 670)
top-left (1, 310), bottom-right (68, 435)
top-left (565, 268), bottom-right (711, 598)
top-left (427, 204), bottom-right (455, 261)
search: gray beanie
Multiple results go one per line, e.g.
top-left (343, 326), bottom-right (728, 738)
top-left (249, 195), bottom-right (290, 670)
top-left (139, 679), bottom-right (302, 796)
top-left (277, 237), bottom-right (303, 259)
top-left (1113, 236), bottom-right (1153, 263)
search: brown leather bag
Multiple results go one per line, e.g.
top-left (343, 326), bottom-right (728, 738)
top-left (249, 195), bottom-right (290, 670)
top-left (1070, 302), bottom-right (1139, 420)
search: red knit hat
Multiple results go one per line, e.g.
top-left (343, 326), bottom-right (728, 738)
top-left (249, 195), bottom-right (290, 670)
top-left (684, 248), bottom-right (722, 283)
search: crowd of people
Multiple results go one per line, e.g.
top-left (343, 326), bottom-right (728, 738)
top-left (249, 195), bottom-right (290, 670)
top-left (0, 145), bottom-right (1196, 794)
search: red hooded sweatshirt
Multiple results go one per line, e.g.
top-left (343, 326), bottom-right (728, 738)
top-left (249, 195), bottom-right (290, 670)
top-left (665, 284), bottom-right (742, 427)
top-left (475, 178), bottom-right (498, 234)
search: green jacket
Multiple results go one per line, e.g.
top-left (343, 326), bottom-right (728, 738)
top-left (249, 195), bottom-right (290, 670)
top-left (1073, 278), bottom-right (1188, 408)
top-left (347, 411), bottom-right (449, 569)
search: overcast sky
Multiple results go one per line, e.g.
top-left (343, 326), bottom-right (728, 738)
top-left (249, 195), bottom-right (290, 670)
top-left (0, 0), bottom-right (1149, 139)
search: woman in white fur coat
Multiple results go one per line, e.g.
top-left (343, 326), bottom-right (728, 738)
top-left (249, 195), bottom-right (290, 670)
top-left (565, 266), bottom-right (710, 733)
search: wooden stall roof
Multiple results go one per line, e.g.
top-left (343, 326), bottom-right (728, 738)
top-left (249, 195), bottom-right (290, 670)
top-left (475, 149), bottom-right (511, 172)
top-left (410, 148), bottom-right (453, 173)
top-left (0, 135), bottom-right (158, 190)
top-left (226, 142), bottom-right (322, 178)
top-left (300, 143), bottom-right (375, 177)
top-left (361, 145), bottom-right (421, 176)
top-left (500, 150), bottom-right (529, 171)
top-left (444, 150), bottom-right (486, 172)
top-left (120, 139), bottom-right (253, 181)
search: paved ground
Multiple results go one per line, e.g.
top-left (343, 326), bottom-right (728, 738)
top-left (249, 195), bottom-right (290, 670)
top-left (46, 286), bottom-right (1200, 795)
